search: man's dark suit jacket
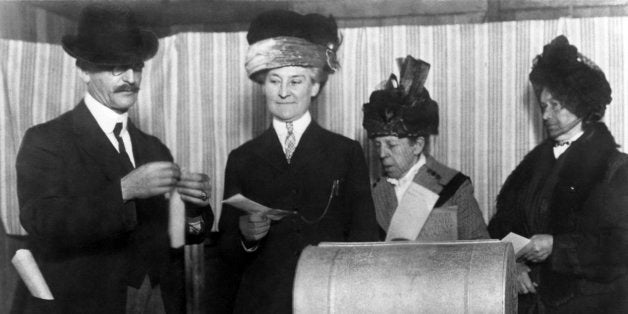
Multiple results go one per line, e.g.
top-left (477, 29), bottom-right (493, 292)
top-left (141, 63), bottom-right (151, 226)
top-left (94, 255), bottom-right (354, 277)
top-left (14, 102), bottom-right (211, 314)
top-left (218, 121), bottom-right (379, 314)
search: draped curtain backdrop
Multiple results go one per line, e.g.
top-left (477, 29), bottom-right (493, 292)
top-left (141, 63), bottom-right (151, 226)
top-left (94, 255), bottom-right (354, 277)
top-left (2, 13), bottom-right (627, 313)
top-left (3, 16), bottom-right (627, 236)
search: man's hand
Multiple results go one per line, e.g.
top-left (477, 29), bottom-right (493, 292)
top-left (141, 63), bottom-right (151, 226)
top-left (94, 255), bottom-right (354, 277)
top-left (519, 234), bottom-right (553, 263)
top-left (176, 171), bottom-right (211, 207)
top-left (516, 262), bottom-right (537, 294)
top-left (239, 214), bottom-right (270, 242)
top-left (121, 161), bottom-right (180, 201)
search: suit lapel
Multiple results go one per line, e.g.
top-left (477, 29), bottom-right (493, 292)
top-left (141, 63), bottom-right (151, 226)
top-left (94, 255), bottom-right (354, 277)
top-left (72, 101), bottom-right (132, 179)
top-left (127, 121), bottom-right (151, 167)
top-left (251, 128), bottom-right (290, 172)
top-left (289, 122), bottom-right (327, 172)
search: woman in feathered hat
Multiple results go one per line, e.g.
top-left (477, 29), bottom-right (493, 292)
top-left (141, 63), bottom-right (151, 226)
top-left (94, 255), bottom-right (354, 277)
top-left (488, 36), bottom-right (628, 313)
top-left (363, 55), bottom-right (488, 242)
top-left (217, 10), bottom-right (378, 314)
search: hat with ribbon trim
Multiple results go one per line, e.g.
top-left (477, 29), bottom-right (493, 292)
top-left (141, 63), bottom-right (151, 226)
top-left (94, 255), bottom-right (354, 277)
top-left (245, 10), bottom-right (341, 82)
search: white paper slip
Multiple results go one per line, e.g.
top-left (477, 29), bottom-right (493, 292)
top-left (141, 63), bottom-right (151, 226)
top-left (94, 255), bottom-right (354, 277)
top-left (12, 249), bottom-right (54, 300)
top-left (501, 232), bottom-right (530, 255)
top-left (168, 189), bottom-right (186, 248)
top-left (385, 182), bottom-right (439, 241)
top-left (223, 193), bottom-right (294, 221)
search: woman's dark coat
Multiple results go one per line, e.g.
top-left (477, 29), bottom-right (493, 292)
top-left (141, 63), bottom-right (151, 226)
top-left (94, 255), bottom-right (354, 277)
top-left (489, 122), bottom-right (628, 313)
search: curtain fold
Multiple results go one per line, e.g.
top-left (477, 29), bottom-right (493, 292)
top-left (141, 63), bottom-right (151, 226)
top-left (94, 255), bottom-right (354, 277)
top-left (2, 17), bottom-right (627, 236)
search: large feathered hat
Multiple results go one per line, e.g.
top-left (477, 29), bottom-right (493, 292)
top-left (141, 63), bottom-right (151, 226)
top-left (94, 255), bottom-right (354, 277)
top-left (529, 35), bottom-right (611, 123)
top-left (62, 3), bottom-right (158, 65)
top-left (245, 10), bottom-right (341, 82)
top-left (363, 55), bottom-right (439, 138)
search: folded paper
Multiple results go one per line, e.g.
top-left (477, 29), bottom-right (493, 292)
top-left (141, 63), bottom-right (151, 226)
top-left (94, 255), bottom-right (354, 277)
top-left (501, 232), bottom-right (530, 257)
top-left (168, 189), bottom-right (186, 248)
top-left (223, 193), bottom-right (295, 221)
top-left (12, 249), bottom-right (54, 300)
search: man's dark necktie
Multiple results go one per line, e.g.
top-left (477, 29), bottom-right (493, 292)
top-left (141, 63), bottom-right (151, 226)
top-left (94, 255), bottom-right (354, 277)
top-left (113, 122), bottom-right (135, 171)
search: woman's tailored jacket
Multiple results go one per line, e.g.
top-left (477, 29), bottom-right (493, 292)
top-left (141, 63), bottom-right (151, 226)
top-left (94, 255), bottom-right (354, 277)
top-left (218, 122), bottom-right (379, 314)
top-left (372, 154), bottom-right (489, 241)
top-left (488, 122), bottom-right (628, 313)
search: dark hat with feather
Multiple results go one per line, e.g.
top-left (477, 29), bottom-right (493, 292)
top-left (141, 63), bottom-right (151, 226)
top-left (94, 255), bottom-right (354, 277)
top-left (363, 56), bottom-right (438, 138)
top-left (245, 10), bottom-right (341, 82)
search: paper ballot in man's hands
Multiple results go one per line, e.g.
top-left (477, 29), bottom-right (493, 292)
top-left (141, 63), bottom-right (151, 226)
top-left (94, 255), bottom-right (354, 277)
top-left (12, 249), bottom-right (54, 300)
top-left (223, 193), bottom-right (295, 221)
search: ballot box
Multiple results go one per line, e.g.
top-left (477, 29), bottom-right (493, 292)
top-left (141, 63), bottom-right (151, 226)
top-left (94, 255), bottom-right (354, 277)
top-left (293, 240), bottom-right (516, 314)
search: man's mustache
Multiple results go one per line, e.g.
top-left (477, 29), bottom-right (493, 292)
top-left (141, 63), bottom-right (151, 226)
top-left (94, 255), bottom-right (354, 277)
top-left (114, 84), bottom-right (140, 93)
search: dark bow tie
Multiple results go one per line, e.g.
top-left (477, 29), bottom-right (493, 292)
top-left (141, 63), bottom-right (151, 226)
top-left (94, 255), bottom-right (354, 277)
top-left (553, 141), bottom-right (570, 147)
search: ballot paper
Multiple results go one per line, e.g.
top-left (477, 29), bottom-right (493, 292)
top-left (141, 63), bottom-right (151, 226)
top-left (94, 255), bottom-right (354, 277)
top-left (168, 189), bottom-right (186, 248)
top-left (501, 232), bottom-right (530, 256)
top-left (386, 182), bottom-right (440, 241)
top-left (223, 193), bottom-right (295, 221)
top-left (12, 249), bottom-right (54, 300)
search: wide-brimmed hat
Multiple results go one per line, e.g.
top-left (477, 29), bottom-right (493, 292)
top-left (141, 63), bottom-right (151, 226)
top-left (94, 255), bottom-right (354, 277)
top-left (62, 3), bottom-right (158, 65)
top-left (363, 55), bottom-right (439, 138)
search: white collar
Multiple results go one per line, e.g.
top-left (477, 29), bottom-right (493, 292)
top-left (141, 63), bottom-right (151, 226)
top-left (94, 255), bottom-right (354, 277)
top-left (553, 130), bottom-right (584, 159)
top-left (273, 111), bottom-right (312, 147)
top-left (386, 154), bottom-right (426, 186)
top-left (84, 92), bottom-right (129, 135)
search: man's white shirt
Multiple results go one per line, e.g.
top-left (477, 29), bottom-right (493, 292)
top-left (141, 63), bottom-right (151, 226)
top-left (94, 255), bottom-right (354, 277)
top-left (84, 92), bottom-right (136, 167)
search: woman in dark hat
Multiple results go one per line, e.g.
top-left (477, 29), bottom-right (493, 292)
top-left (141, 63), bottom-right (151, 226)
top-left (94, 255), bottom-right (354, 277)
top-left (488, 35), bottom-right (628, 313)
top-left (363, 55), bottom-right (488, 242)
top-left (217, 10), bottom-right (378, 314)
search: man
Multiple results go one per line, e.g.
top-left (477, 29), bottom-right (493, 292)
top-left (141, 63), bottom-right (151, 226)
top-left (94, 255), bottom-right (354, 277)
top-left (14, 4), bottom-right (212, 314)
top-left (363, 56), bottom-right (488, 241)
top-left (488, 36), bottom-right (628, 313)
top-left (217, 10), bottom-right (379, 314)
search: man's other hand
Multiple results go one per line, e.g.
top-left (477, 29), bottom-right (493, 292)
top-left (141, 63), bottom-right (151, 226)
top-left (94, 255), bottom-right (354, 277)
top-left (176, 171), bottom-right (211, 207)
top-left (121, 161), bottom-right (180, 201)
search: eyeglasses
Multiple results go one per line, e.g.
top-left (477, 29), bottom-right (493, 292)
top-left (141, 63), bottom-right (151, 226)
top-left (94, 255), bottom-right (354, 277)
top-left (111, 63), bottom-right (145, 76)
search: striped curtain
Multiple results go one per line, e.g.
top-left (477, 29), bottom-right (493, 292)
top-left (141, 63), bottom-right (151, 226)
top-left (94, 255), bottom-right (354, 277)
top-left (2, 16), bottom-right (628, 235)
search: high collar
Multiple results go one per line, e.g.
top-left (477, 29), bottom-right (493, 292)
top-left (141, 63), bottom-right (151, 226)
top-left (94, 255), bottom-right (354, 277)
top-left (272, 111), bottom-right (312, 147)
top-left (386, 154), bottom-right (425, 186)
top-left (84, 92), bottom-right (129, 135)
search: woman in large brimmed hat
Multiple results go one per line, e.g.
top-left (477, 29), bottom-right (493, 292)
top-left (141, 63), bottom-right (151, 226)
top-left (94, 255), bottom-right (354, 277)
top-left (363, 55), bottom-right (488, 242)
top-left (488, 35), bottom-right (628, 313)
top-left (217, 9), bottom-right (378, 314)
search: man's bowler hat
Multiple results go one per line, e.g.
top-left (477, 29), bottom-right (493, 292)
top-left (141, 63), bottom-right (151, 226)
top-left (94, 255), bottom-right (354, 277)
top-left (62, 3), bottom-right (158, 65)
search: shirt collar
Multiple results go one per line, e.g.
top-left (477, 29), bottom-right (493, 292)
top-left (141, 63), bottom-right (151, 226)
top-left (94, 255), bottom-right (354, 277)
top-left (273, 111), bottom-right (312, 140)
top-left (553, 130), bottom-right (584, 158)
top-left (84, 92), bottom-right (129, 135)
top-left (386, 154), bottom-right (426, 186)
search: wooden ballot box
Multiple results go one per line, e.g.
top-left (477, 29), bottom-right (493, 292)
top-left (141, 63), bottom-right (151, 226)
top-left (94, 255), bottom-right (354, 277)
top-left (294, 240), bottom-right (517, 314)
